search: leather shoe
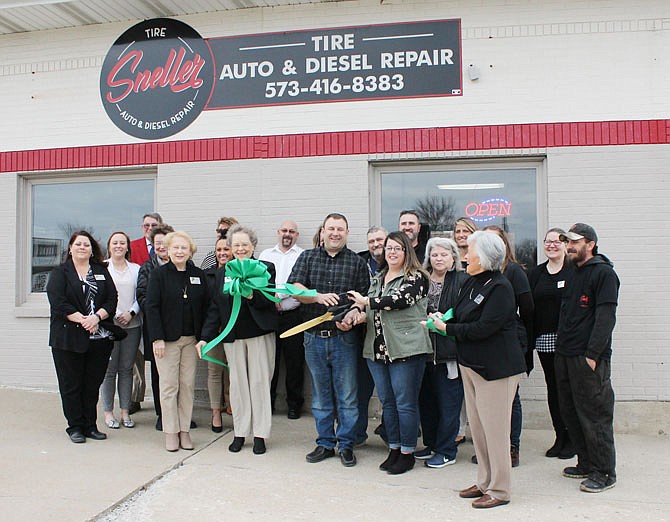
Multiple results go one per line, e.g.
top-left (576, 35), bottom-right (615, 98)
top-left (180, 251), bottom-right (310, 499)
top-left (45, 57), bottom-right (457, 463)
top-left (129, 402), bottom-right (141, 415)
top-left (84, 428), bottom-right (107, 440)
top-left (287, 409), bottom-right (300, 420)
top-left (339, 448), bottom-right (357, 467)
top-left (190, 420), bottom-right (197, 429)
top-left (472, 494), bottom-right (510, 509)
top-left (69, 429), bottom-right (86, 444)
top-left (229, 436), bottom-right (245, 453)
top-left (253, 437), bottom-right (266, 455)
top-left (165, 433), bottom-right (179, 452)
top-left (155, 416), bottom-right (162, 431)
top-left (306, 445), bottom-right (335, 463)
top-left (179, 432), bottom-right (194, 450)
top-left (459, 485), bottom-right (484, 499)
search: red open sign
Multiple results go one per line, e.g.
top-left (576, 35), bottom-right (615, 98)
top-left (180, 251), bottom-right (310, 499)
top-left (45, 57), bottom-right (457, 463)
top-left (464, 198), bottom-right (512, 223)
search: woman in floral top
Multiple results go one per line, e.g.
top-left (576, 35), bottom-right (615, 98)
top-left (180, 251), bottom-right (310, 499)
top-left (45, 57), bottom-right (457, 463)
top-left (349, 231), bottom-right (432, 475)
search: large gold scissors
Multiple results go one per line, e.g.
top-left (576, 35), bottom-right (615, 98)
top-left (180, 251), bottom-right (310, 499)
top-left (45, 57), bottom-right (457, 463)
top-left (280, 296), bottom-right (357, 338)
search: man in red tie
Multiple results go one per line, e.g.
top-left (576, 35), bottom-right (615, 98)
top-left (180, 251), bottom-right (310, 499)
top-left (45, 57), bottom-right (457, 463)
top-left (130, 213), bottom-right (163, 266)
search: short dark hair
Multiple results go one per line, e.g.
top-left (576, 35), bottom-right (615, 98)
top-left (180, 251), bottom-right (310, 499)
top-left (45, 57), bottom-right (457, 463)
top-left (398, 209), bottom-right (420, 221)
top-left (67, 230), bottom-right (104, 265)
top-left (150, 225), bottom-right (174, 243)
top-left (143, 212), bottom-right (163, 223)
top-left (322, 213), bottom-right (348, 228)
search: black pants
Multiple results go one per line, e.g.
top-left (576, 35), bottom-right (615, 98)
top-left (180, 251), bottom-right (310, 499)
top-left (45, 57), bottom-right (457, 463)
top-left (538, 351), bottom-right (566, 434)
top-left (555, 353), bottom-right (616, 478)
top-left (52, 340), bottom-right (113, 434)
top-left (271, 309), bottom-right (305, 411)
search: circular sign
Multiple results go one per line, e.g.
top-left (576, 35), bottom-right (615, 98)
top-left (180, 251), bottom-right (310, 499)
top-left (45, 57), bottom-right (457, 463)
top-left (100, 18), bottom-right (214, 140)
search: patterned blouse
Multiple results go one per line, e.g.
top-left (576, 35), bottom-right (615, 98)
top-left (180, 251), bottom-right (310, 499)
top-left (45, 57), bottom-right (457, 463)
top-left (370, 271), bottom-right (428, 363)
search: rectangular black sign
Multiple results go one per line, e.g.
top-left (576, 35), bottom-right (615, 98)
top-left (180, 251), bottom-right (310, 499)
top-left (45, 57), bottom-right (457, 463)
top-left (206, 19), bottom-right (462, 109)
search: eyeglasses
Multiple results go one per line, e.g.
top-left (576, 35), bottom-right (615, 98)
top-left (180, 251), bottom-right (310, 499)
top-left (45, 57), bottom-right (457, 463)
top-left (142, 223), bottom-right (159, 229)
top-left (384, 246), bottom-right (405, 253)
top-left (544, 240), bottom-right (564, 246)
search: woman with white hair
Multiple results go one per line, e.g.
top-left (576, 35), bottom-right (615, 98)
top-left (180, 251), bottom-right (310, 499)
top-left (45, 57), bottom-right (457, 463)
top-left (415, 237), bottom-right (468, 469)
top-left (424, 231), bottom-right (525, 509)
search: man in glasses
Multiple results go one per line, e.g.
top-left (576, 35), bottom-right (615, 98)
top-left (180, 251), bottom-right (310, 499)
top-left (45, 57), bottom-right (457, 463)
top-left (200, 216), bottom-right (239, 270)
top-left (130, 213), bottom-right (163, 266)
top-left (259, 220), bottom-right (305, 419)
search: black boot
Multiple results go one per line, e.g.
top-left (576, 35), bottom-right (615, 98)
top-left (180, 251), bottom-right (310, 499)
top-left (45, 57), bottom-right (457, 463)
top-left (558, 431), bottom-right (576, 460)
top-left (545, 430), bottom-right (566, 458)
top-left (387, 452), bottom-right (415, 475)
top-left (379, 448), bottom-right (401, 471)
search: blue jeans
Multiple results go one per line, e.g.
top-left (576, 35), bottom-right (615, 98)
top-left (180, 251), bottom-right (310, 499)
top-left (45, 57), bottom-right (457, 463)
top-left (304, 331), bottom-right (359, 451)
top-left (367, 355), bottom-right (425, 453)
top-left (353, 353), bottom-right (375, 444)
top-left (511, 385), bottom-right (521, 449)
top-left (418, 363), bottom-right (464, 459)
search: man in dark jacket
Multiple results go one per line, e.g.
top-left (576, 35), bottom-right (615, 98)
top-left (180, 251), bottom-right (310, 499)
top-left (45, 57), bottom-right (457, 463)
top-left (555, 223), bottom-right (620, 493)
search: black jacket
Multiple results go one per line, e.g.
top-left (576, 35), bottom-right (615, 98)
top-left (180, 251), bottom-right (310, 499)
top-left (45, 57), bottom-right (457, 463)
top-left (136, 256), bottom-right (163, 361)
top-left (201, 260), bottom-right (278, 343)
top-left (429, 270), bottom-right (468, 364)
top-left (144, 260), bottom-right (210, 343)
top-left (446, 271), bottom-right (526, 381)
top-left (47, 259), bottom-right (120, 353)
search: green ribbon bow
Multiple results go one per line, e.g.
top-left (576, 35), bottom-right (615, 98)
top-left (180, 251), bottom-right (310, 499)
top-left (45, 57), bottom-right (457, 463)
top-left (201, 258), bottom-right (317, 367)
top-left (424, 308), bottom-right (456, 339)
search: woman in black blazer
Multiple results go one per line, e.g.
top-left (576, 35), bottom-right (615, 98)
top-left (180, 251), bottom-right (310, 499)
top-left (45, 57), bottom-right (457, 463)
top-left (198, 224), bottom-right (278, 455)
top-left (145, 231), bottom-right (209, 452)
top-left (425, 231), bottom-right (525, 509)
top-left (47, 231), bottom-right (120, 444)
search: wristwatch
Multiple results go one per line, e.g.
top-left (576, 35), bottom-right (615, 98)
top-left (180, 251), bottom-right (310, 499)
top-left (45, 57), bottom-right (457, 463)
top-left (130, 310), bottom-right (136, 317)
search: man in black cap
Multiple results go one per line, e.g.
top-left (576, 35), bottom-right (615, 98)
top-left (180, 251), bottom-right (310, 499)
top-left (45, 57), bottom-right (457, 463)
top-left (555, 223), bottom-right (620, 493)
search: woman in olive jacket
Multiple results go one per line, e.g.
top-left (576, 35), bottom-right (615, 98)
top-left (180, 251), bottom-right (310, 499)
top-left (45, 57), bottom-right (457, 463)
top-left (425, 231), bottom-right (525, 509)
top-left (47, 230), bottom-right (120, 444)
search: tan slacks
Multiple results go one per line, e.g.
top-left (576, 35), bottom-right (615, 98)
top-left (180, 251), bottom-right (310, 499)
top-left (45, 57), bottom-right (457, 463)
top-left (461, 365), bottom-right (521, 502)
top-left (224, 333), bottom-right (275, 438)
top-left (155, 336), bottom-right (198, 434)
top-left (207, 343), bottom-right (231, 410)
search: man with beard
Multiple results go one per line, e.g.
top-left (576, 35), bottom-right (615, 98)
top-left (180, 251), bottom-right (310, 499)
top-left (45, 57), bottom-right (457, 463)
top-left (259, 220), bottom-right (305, 419)
top-left (288, 213), bottom-right (369, 467)
top-left (555, 223), bottom-right (620, 493)
top-left (358, 226), bottom-right (387, 279)
top-left (399, 210), bottom-right (427, 263)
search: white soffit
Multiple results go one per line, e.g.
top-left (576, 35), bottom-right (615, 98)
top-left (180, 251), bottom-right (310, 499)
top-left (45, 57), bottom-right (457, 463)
top-left (0, 0), bottom-right (347, 35)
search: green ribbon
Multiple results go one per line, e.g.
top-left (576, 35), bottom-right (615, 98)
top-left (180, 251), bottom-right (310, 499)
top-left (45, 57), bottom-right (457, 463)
top-left (424, 308), bottom-right (456, 339)
top-left (201, 258), bottom-right (317, 367)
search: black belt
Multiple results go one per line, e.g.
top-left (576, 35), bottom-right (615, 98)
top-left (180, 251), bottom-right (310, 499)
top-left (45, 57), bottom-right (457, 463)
top-left (278, 308), bottom-right (300, 316)
top-left (311, 328), bottom-right (341, 338)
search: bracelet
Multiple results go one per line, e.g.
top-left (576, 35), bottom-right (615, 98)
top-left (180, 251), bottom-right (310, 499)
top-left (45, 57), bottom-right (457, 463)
top-left (94, 312), bottom-right (102, 321)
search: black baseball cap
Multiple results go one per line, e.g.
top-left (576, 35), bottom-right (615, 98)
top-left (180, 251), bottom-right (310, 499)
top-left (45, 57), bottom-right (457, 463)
top-left (560, 223), bottom-right (598, 243)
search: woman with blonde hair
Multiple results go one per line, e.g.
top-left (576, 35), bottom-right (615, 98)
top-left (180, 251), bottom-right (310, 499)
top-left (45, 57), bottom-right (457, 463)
top-left (145, 231), bottom-right (210, 452)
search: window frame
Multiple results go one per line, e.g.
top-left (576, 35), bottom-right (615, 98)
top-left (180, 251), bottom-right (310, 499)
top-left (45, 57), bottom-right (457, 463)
top-left (16, 168), bottom-right (156, 317)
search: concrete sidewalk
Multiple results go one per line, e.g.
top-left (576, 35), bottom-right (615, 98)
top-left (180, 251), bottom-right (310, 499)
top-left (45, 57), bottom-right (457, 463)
top-left (1, 387), bottom-right (669, 522)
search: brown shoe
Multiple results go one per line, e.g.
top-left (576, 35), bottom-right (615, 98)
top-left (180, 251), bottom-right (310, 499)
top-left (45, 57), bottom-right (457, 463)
top-left (459, 485), bottom-right (484, 498)
top-left (165, 433), bottom-right (179, 452)
top-left (179, 431), bottom-right (194, 450)
top-left (472, 494), bottom-right (510, 509)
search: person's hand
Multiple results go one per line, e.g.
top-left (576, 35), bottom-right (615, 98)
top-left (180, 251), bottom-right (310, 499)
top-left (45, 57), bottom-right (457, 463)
top-left (116, 311), bottom-right (132, 326)
top-left (316, 292), bottom-right (340, 307)
top-left (195, 340), bottom-right (207, 359)
top-left (347, 291), bottom-right (368, 309)
top-left (80, 313), bottom-right (100, 334)
top-left (153, 340), bottom-right (166, 359)
top-left (585, 357), bottom-right (596, 371)
top-left (424, 312), bottom-right (447, 332)
top-left (351, 309), bottom-right (367, 326)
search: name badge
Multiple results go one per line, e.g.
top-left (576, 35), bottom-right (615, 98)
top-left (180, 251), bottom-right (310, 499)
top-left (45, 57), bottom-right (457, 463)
top-left (94, 274), bottom-right (106, 280)
top-left (474, 294), bottom-right (484, 304)
top-left (557, 280), bottom-right (565, 289)
top-left (190, 277), bottom-right (201, 284)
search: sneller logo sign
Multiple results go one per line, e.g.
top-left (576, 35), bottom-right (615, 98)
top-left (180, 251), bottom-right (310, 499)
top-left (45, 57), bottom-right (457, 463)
top-left (100, 18), bottom-right (215, 140)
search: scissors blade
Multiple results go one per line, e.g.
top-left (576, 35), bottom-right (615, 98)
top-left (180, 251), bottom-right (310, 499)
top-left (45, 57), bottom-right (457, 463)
top-left (279, 311), bottom-right (334, 338)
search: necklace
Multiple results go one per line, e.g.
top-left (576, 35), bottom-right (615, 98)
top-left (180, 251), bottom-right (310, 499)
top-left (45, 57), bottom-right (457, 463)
top-left (183, 283), bottom-right (188, 299)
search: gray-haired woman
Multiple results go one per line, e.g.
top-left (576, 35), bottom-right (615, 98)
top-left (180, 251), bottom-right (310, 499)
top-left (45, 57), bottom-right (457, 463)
top-left (415, 238), bottom-right (468, 469)
top-left (424, 231), bottom-right (525, 508)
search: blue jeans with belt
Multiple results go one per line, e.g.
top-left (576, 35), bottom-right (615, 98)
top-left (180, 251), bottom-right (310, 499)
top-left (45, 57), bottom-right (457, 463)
top-left (304, 330), bottom-right (359, 451)
top-left (367, 355), bottom-right (425, 453)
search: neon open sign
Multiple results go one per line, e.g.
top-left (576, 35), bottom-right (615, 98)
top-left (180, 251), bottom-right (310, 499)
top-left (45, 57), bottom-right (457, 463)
top-left (464, 198), bottom-right (512, 223)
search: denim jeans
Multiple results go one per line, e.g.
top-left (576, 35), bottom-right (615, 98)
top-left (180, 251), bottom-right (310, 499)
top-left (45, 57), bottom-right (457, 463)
top-left (304, 331), bottom-right (359, 451)
top-left (511, 385), bottom-right (521, 449)
top-left (418, 363), bottom-right (464, 459)
top-left (367, 355), bottom-right (425, 453)
top-left (353, 353), bottom-right (375, 444)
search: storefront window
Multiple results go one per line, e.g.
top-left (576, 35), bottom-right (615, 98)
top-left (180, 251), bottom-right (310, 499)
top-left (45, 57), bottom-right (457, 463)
top-left (30, 178), bottom-right (154, 292)
top-left (380, 165), bottom-right (538, 268)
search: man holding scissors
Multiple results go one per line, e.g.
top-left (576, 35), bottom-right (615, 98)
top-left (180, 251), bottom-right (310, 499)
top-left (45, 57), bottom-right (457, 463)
top-left (287, 213), bottom-right (369, 467)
